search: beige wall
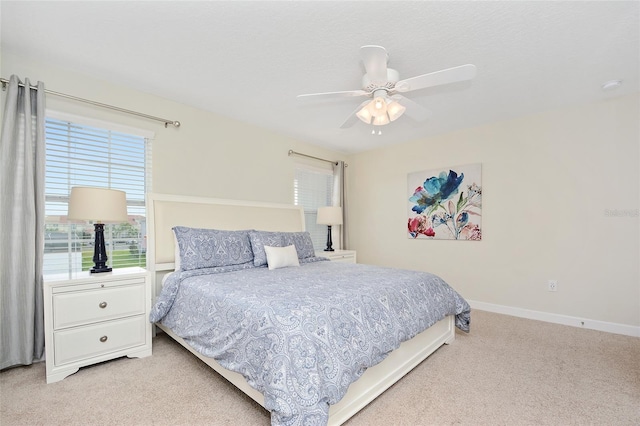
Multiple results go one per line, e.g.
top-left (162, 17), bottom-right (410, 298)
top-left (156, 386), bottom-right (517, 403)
top-left (347, 94), bottom-right (640, 328)
top-left (1, 51), bottom-right (347, 205)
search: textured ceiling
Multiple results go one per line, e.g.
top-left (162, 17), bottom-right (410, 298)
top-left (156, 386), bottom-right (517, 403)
top-left (2, 1), bottom-right (639, 154)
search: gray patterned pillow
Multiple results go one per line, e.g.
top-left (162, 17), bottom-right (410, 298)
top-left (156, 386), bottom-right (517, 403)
top-left (172, 226), bottom-right (254, 271)
top-left (283, 232), bottom-right (316, 260)
top-left (248, 230), bottom-right (315, 266)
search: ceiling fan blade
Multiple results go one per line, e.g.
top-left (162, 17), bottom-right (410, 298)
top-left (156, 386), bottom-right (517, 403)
top-left (391, 95), bottom-right (431, 122)
top-left (340, 100), bottom-right (370, 128)
top-left (297, 89), bottom-right (367, 99)
top-left (360, 45), bottom-right (388, 85)
top-left (394, 64), bottom-right (477, 93)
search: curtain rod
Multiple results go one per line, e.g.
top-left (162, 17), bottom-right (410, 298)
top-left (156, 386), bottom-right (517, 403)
top-left (1, 77), bottom-right (181, 128)
top-left (288, 149), bottom-right (338, 166)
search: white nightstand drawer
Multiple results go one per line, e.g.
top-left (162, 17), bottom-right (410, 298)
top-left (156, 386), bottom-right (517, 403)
top-left (53, 283), bottom-right (145, 330)
top-left (328, 254), bottom-right (355, 263)
top-left (54, 315), bottom-right (147, 366)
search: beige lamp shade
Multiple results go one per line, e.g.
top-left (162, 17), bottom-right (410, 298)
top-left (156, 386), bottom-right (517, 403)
top-left (317, 206), bottom-right (343, 225)
top-left (67, 187), bottom-right (128, 223)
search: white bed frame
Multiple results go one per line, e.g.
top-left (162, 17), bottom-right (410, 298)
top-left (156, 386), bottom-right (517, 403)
top-left (147, 193), bottom-right (455, 425)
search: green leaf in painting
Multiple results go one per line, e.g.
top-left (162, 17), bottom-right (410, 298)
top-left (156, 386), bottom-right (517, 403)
top-left (457, 192), bottom-right (466, 212)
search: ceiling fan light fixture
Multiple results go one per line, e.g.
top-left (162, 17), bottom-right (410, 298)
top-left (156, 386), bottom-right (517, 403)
top-left (357, 94), bottom-right (390, 124)
top-left (386, 100), bottom-right (406, 122)
top-left (372, 96), bottom-right (387, 114)
top-left (372, 114), bottom-right (390, 126)
top-left (356, 105), bottom-right (373, 124)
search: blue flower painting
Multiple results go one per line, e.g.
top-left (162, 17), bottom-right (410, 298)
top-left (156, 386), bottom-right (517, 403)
top-left (407, 164), bottom-right (482, 240)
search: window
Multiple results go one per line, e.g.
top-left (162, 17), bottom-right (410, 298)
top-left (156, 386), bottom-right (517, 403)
top-left (293, 164), bottom-right (334, 250)
top-left (43, 114), bottom-right (152, 276)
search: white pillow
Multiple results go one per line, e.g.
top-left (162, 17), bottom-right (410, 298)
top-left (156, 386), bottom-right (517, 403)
top-left (264, 245), bottom-right (300, 270)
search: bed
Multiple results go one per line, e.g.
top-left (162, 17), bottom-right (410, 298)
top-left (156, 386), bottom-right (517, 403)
top-left (147, 193), bottom-right (470, 426)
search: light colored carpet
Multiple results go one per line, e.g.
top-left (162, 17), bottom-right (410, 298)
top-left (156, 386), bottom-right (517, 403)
top-left (1, 310), bottom-right (638, 425)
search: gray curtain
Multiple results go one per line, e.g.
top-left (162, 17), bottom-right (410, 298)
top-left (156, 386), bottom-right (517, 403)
top-left (0, 75), bottom-right (46, 369)
top-left (332, 160), bottom-right (348, 250)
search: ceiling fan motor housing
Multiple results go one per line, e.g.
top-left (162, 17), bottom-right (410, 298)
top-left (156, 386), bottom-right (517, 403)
top-left (362, 68), bottom-right (400, 93)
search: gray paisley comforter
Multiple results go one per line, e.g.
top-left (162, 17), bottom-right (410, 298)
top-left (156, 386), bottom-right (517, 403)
top-left (150, 260), bottom-right (470, 426)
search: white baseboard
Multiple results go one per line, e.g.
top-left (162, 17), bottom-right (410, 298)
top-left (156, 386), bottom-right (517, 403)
top-left (467, 300), bottom-right (640, 338)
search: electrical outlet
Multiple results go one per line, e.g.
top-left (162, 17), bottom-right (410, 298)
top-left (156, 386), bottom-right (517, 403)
top-left (548, 280), bottom-right (558, 291)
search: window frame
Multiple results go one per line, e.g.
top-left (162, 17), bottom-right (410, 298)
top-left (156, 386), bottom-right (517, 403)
top-left (293, 162), bottom-right (335, 251)
top-left (43, 111), bottom-right (153, 277)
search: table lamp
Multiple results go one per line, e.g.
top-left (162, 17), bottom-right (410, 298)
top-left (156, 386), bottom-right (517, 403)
top-left (67, 187), bottom-right (128, 273)
top-left (317, 206), bottom-right (343, 252)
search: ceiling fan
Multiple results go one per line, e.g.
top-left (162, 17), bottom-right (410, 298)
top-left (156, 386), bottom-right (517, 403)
top-left (298, 45), bottom-right (477, 128)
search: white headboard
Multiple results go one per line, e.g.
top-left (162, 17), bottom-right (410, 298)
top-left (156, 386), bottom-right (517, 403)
top-left (146, 193), bottom-right (305, 297)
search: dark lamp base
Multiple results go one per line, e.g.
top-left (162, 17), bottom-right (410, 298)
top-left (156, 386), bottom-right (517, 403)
top-left (324, 225), bottom-right (335, 252)
top-left (91, 222), bottom-right (112, 274)
top-left (90, 265), bottom-right (112, 274)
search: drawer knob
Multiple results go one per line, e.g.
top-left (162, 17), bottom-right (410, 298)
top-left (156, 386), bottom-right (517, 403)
top-left (99, 302), bottom-right (108, 309)
top-left (99, 336), bottom-right (108, 343)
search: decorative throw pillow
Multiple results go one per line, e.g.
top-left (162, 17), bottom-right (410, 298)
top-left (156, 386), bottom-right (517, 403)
top-left (172, 226), bottom-right (254, 271)
top-left (249, 230), bottom-right (315, 266)
top-left (264, 245), bottom-right (300, 270)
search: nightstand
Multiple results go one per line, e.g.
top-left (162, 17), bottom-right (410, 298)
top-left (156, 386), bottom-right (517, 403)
top-left (315, 249), bottom-right (357, 264)
top-left (43, 267), bottom-right (152, 383)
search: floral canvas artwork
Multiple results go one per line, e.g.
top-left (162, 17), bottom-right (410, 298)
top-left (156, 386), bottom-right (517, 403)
top-left (408, 163), bottom-right (482, 240)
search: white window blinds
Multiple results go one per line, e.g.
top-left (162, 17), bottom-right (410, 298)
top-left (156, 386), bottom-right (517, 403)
top-left (293, 164), bottom-right (334, 251)
top-left (43, 116), bottom-right (152, 276)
